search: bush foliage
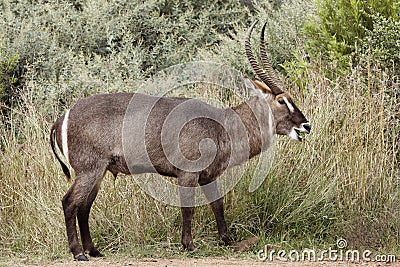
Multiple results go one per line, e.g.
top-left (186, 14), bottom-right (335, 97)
top-left (305, 0), bottom-right (400, 69)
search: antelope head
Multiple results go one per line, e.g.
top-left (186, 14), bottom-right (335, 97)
top-left (245, 20), bottom-right (311, 141)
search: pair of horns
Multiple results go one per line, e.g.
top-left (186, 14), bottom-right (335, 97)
top-left (245, 20), bottom-right (284, 95)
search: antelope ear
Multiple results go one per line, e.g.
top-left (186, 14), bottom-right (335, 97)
top-left (244, 78), bottom-right (256, 91)
top-left (253, 80), bottom-right (273, 95)
top-left (244, 78), bottom-right (272, 98)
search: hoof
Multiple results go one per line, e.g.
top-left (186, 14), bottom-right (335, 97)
top-left (184, 243), bottom-right (195, 252)
top-left (219, 234), bottom-right (231, 246)
top-left (75, 254), bottom-right (89, 261)
top-left (89, 249), bottom-right (104, 257)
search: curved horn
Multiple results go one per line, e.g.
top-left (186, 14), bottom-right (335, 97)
top-left (260, 22), bottom-right (284, 90)
top-left (245, 20), bottom-right (283, 95)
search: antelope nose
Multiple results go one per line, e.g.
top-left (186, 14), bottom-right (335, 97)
top-left (302, 122), bottom-right (311, 134)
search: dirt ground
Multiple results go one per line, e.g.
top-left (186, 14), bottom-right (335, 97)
top-left (10, 257), bottom-right (399, 267)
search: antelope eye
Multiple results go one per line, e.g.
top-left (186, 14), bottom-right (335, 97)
top-left (277, 98), bottom-right (285, 105)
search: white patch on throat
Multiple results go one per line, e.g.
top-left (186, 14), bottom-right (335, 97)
top-left (61, 109), bottom-right (70, 165)
top-left (289, 128), bottom-right (300, 141)
top-left (282, 96), bottom-right (295, 113)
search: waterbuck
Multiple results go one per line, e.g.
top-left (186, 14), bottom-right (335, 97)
top-left (50, 20), bottom-right (311, 261)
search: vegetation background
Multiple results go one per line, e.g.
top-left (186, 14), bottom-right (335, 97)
top-left (0, 0), bottom-right (399, 263)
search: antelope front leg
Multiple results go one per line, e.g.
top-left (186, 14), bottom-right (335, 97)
top-left (178, 172), bottom-right (198, 251)
top-left (210, 198), bottom-right (230, 245)
top-left (200, 180), bottom-right (230, 245)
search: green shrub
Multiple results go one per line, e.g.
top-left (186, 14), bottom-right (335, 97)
top-left (0, 0), bottom-right (251, 110)
top-left (305, 0), bottom-right (399, 67)
top-left (0, 47), bottom-right (20, 109)
top-left (359, 14), bottom-right (400, 73)
top-left (201, 0), bottom-right (315, 77)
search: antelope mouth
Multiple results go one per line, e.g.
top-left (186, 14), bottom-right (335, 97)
top-left (289, 128), bottom-right (303, 141)
top-left (289, 123), bottom-right (311, 142)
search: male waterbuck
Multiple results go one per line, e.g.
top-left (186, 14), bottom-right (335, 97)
top-left (50, 20), bottom-right (311, 261)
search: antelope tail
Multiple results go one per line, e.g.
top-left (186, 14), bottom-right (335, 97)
top-left (50, 127), bottom-right (71, 181)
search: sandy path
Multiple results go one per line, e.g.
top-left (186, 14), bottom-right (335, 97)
top-left (11, 257), bottom-right (399, 267)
